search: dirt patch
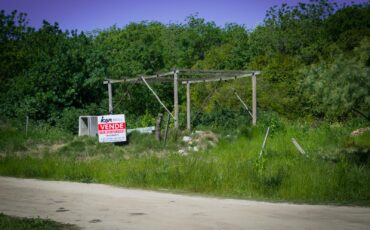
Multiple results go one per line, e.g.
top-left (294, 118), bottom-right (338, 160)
top-left (1, 177), bottom-right (369, 230)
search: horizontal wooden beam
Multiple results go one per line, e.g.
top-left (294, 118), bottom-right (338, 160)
top-left (104, 77), bottom-right (173, 84)
top-left (181, 72), bottom-right (260, 84)
top-left (179, 72), bottom-right (250, 77)
top-left (177, 69), bottom-right (257, 75)
top-left (103, 71), bottom-right (175, 84)
top-left (104, 70), bottom-right (261, 84)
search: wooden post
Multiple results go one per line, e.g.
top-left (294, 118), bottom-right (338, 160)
top-left (186, 81), bottom-right (191, 131)
top-left (291, 138), bottom-right (306, 155)
top-left (155, 113), bottom-right (163, 141)
top-left (259, 127), bottom-right (270, 158)
top-left (174, 70), bottom-right (179, 129)
top-left (108, 81), bottom-right (113, 114)
top-left (25, 115), bottom-right (29, 136)
top-left (252, 73), bottom-right (257, 126)
top-left (163, 113), bottom-right (171, 146)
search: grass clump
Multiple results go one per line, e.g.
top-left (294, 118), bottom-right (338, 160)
top-left (0, 213), bottom-right (79, 230)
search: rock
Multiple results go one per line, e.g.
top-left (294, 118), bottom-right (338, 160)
top-left (195, 130), bottom-right (205, 134)
top-left (178, 148), bottom-right (188, 156)
top-left (180, 131), bottom-right (219, 154)
top-left (351, 127), bottom-right (370, 137)
top-left (182, 136), bottom-right (192, 142)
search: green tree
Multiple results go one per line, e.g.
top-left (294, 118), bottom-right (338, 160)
top-left (302, 38), bottom-right (370, 121)
top-left (249, 0), bottom-right (337, 63)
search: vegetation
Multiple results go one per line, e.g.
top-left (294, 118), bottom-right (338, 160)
top-left (0, 118), bottom-right (369, 205)
top-left (0, 0), bottom-right (369, 129)
top-left (0, 0), bottom-right (369, 205)
top-left (0, 213), bottom-right (79, 230)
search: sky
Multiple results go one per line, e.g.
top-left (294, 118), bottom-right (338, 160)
top-left (0, 0), bottom-right (368, 32)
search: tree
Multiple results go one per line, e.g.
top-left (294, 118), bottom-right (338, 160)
top-left (249, 0), bottom-right (337, 63)
top-left (302, 38), bottom-right (370, 121)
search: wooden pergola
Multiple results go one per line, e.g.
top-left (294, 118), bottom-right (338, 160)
top-left (103, 69), bottom-right (260, 130)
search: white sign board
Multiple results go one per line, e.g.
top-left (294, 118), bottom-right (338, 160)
top-left (97, 114), bottom-right (126, 143)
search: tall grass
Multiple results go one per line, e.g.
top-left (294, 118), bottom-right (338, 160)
top-left (0, 119), bottom-right (369, 205)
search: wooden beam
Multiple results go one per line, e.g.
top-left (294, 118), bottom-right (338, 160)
top-left (252, 73), bottom-right (257, 126)
top-left (141, 77), bottom-right (174, 119)
top-left (186, 81), bottom-right (191, 131)
top-left (25, 115), bottom-right (29, 136)
top-left (259, 127), bottom-right (270, 158)
top-left (104, 71), bottom-right (261, 84)
top-left (155, 113), bottom-right (163, 141)
top-left (181, 73), bottom-right (257, 84)
top-left (179, 72), bottom-right (252, 77)
top-left (292, 138), bottom-right (306, 155)
top-left (178, 69), bottom-right (257, 74)
top-left (103, 71), bottom-right (175, 84)
top-left (108, 81), bottom-right (113, 114)
top-left (234, 91), bottom-right (253, 118)
top-left (174, 70), bottom-right (179, 129)
top-left (163, 113), bottom-right (171, 146)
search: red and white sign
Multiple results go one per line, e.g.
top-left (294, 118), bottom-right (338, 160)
top-left (97, 114), bottom-right (126, 143)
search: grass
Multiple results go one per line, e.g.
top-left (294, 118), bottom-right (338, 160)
top-left (0, 213), bottom-right (79, 230)
top-left (0, 118), bottom-right (369, 205)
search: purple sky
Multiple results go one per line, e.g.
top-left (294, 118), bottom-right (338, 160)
top-left (0, 0), bottom-right (367, 32)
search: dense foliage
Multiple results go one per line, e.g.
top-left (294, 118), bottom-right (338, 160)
top-left (0, 0), bottom-right (369, 132)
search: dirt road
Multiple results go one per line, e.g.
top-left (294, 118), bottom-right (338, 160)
top-left (0, 177), bottom-right (369, 229)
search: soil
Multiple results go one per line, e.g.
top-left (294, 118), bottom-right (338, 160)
top-left (0, 176), bottom-right (369, 230)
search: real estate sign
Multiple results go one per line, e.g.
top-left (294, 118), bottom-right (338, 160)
top-left (97, 114), bottom-right (126, 143)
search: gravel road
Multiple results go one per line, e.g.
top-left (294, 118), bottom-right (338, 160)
top-left (0, 176), bottom-right (369, 229)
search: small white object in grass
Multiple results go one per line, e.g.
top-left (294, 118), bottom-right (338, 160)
top-left (178, 149), bottom-right (186, 155)
top-left (291, 138), bottom-right (306, 155)
top-left (127, 126), bottom-right (155, 134)
top-left (182, 136), bottom-right (192, 142)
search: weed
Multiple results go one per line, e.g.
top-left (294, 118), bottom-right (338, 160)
top-left (0, 119), bottom-right (369, 205)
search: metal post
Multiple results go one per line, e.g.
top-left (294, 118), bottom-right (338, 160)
top-left (186, 81), bottom-right (191, 131)
top-left (174, 70), bottom-right (179, 128)
top-left (108, 81), bottom-right (113, 114)
top-left (252, 73), bottom-right (257, 126)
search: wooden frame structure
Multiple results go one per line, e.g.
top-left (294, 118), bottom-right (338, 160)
top-left (103, 69), bottom-right (260, 130)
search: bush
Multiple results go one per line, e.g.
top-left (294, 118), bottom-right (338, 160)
top-left (56, 108), bottom-right (86, 134)
top-left (194, 105), bottom-right (251, 131)
top-left (257, 111), bottom-right (285, 135)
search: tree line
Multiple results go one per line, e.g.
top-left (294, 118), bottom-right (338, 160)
top-left (0, 0), bottom-right (369, 131)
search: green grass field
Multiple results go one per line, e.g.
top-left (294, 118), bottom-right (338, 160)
top-left (0, 119), bottom-right (369, 205)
